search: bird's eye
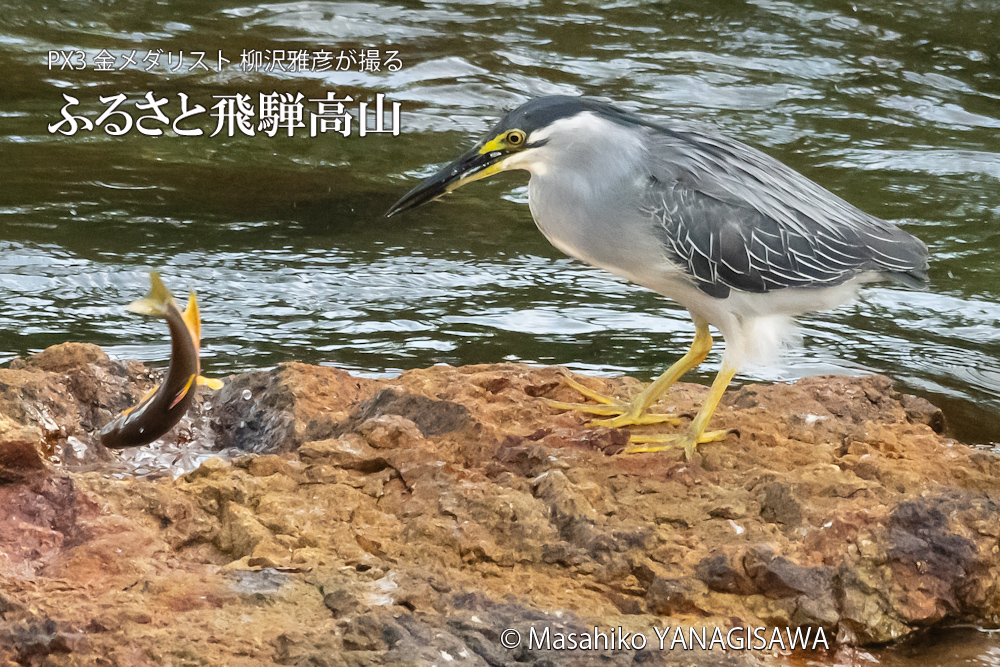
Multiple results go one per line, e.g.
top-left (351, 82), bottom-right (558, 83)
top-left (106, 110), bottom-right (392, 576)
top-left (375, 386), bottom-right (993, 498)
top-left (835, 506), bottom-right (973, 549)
top-left (506, 130), bottom-right (525, 146)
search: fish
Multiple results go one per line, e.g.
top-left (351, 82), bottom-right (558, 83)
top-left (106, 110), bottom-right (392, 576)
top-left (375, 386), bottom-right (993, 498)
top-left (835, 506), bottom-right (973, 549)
top-left (100, 272), bottom-right (223, 449)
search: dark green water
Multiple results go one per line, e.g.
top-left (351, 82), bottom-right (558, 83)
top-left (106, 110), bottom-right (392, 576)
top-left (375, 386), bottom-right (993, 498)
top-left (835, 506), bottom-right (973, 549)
top-left (1, 0), bottom-right (999, 662)
top-left (2, 2), bottom-right (999, 434)
top-left (8, 0), bottom-right (998, 444)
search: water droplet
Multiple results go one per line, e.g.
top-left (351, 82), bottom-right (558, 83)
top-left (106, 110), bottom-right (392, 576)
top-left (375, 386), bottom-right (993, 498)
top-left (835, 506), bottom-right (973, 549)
top-left (241, 389), bottom-right (252, 400)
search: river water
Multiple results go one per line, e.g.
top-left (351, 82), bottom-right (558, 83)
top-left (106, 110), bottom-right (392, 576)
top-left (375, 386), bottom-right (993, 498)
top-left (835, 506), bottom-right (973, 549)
top-left (1, 0), bottom-right (999, 661)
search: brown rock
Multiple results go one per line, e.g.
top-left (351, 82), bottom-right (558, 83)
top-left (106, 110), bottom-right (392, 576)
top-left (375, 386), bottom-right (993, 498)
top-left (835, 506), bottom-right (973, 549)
top-left (899, 393), bottom-right (946, 432)
top-left (646, 577), bottom-right (710, 616)
top-left (12, 342), bottom-right (110, 374)
top-left (298, 434), bottom-right (389, 473)
top-left (695, 551), bottom-right (754, 595)
top-left (343, 388), bottom-right (474, 438)
top-left (358, 414), bottom-right (424, 450)
top-left (322, 587), bottom-right (360, 617)
top-left (210, 362), bottom-right (378, 453)
top-left (0, 426), bottom-right (47, 477)
top-left (759, 482), bottom-right (803, 528)
top-left (2, 345), bottom-right (1000, 662)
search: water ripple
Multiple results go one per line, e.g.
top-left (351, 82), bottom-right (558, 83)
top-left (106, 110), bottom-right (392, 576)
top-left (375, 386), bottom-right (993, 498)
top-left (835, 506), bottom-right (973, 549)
top-left (0, 0), bottom-right (998, 455)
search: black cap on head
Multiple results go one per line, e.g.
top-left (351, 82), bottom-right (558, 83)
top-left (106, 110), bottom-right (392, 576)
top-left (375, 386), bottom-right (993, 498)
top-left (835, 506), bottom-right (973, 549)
top-left (491, 96), bottom-right (636, 136)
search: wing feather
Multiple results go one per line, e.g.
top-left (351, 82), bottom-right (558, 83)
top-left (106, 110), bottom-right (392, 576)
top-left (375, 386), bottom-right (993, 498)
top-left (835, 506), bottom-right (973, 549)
top-left (642, 126), bottom-right (929, 297)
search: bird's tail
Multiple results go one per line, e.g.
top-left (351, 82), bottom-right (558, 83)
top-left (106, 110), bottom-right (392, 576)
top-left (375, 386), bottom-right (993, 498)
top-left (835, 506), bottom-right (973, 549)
top-left (864, 224), bottom-right (930, 289)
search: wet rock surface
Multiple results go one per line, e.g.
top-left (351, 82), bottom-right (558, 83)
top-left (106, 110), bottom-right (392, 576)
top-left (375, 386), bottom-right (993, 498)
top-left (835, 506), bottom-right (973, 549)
top-left (1, 343), bottom-right (998, 665)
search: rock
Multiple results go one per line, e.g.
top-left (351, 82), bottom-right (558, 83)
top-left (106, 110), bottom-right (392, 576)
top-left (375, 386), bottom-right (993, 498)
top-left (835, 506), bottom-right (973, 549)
top-left (0, 471), bottom-right (105, 618)
top-left (0, 426), bottom-right (47, 479)
top-left (707, 501), bottom-right (746, 520)
top-left (1, 346), bottom-right (1000, 663)
top-left (695, 551), bottom-right (754, 595)
top-left (646, 577), bottom-right (710, 616)
top-left (0, 342), bottom-right (214, 471)
top-left (341, 388), bottom-right (474, 438)
top-left (358, 414), bottom-right (425, 450)
top-left (885, 498), bottom-right (978, 624)
top-left (12, 342), bottom-right (110, 374)
top-left (322, 587), bottom-right (360, 617)
top-left (5, 343), bottom-right (149, 440)
top-left (759, 482), bottom-right (803, 529)
top-left (298, 434), bottom-right (389, 473)
top-left (899, 394), bottom-right (946, 432)
top-left (210, 362), bottom-right (378, 453)
top-left (0, 618), bottom-right (83, 663)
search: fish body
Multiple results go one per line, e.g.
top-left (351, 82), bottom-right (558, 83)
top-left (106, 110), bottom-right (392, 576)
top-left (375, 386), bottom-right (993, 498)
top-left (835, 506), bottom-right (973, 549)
top-left (101, 273), bottom-right (218, 449)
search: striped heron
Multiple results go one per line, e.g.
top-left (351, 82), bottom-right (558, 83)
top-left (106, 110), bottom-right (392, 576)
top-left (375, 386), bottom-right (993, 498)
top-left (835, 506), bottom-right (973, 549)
top-left (387, 96), bottom-right (929, 459)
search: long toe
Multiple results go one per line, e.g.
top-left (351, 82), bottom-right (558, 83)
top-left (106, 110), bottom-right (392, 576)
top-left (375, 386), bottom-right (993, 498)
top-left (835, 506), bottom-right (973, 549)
top-left (547, 371), bottom-right (680, 426)
top-left (542, 397), bottom-right (631, 416)
top-left (625, 428), bottom-right (734, 460)
top-left (588, 412), bottom-right (681, 428)
top-left (545, 372), bottom-right (633, 416)
top-left (558, 371), bottom-right (623, 405)
top-left (624, 434), bottom-right (692, 456)
top-left (544, 395), bottom-right (680, 425)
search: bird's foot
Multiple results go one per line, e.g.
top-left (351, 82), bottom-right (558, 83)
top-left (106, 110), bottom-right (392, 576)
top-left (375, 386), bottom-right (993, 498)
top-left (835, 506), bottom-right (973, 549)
top-left (587, 411), bottom-right (682, 428)
top-left (544, 371), bottom-right (681, 426)
top-left (625, 429), bottom-right (732, 461)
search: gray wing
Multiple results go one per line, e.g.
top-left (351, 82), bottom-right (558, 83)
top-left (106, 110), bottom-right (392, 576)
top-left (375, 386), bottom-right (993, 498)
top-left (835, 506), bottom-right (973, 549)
top-left (641, 126), bottom-right (929, 299)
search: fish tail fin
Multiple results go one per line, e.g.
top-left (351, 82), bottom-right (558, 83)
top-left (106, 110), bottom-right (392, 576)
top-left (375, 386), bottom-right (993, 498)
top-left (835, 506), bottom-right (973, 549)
top-left (125, 272), bottom-right (176, 316)
top-left (181, 290), bottom-right (201, 343)
top-left (197, 376), bottom-right (225, 390)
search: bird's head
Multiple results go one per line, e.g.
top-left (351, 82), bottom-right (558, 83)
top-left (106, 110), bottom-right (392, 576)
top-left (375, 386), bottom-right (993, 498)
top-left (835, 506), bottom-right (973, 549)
top-left (386, 96), bottom-right (638, 217)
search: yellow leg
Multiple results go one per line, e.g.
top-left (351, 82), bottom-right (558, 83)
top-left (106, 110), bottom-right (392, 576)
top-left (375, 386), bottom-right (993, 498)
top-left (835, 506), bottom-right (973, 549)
top-left (545, 320), bottom-right (714, 427)
top-left (626, 363), bottom-right (738, 460)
